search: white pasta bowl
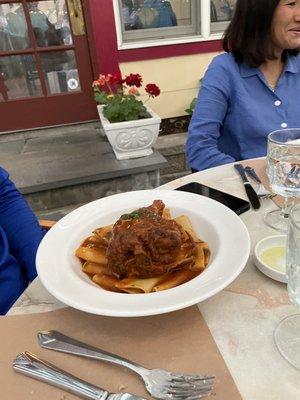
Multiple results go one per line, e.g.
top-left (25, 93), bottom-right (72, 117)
top-left (36, 189), bottom-right (251, 317)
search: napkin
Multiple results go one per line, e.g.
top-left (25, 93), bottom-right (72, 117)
top-left (0, 306), bottom-right (242, 400)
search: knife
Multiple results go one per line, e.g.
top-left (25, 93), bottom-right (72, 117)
top-left (234, 164), bottom-right (261, 210)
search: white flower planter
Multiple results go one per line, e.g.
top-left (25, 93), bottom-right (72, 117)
top-left (97, 105), bottom-right (161, 160)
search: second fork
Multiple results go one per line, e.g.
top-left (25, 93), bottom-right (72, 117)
top-left (244, 166), bottom-right (275, 198)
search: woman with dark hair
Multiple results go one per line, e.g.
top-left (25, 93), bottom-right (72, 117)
top-left (186, 0), bottom-right (300, 171)
top-left (0, 166), bottom-right (45, 314)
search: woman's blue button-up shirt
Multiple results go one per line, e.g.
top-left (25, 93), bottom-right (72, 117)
top-left (0, 167), bottom-right (45, 314)
top-left (186, 53), bottom-right (300, 171)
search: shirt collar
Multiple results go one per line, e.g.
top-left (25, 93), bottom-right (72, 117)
top-left (240, 54), bottom-right (300, 77)
top-left (283, 55), bottom-right (300, 73)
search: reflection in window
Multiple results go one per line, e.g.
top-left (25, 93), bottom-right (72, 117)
top-left (121, 0), bottom-right (191, 30)
top-left (0, 55), bottom-right (42, 99)
top-left (119, 0), bottom-right (197, 43)
top-left (0, 3), bottom-right (30, 51)
top-left (29, 0), bottom-right (72, 47)
top-left (40, 50), bottom-right (81, 94)
top-left (211, 0), bottom-right (235, 23)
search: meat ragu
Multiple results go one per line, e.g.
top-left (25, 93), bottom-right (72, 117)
top-left (107, 200), bottom-right (196, 279)
top-left (75, 200), bottom-right (210, 293)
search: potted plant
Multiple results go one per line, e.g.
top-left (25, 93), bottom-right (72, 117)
top-left (93, 72), bottom-right (161, 160)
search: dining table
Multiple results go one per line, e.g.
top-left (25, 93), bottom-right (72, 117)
top-left (8, 158), bottom-right (300, 400)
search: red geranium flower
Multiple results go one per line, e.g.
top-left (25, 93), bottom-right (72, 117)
top-left (92, 74), bottom-right (106, 87)
top-left (145, 83), bottom-right (160, 97)
top-left (92, 71), bottom-right (160, 123)
top-left (108, 72), bottom-right (123, 85)
top-left (124, 73), bottom-right (143, 87)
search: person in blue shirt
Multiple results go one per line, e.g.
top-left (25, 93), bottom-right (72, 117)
top-left (0, 167), bottom-right (45, 314)
top-left (186, 0), bottom-right (300, 171)
top-left (143, 0), bottom-right (177, 27)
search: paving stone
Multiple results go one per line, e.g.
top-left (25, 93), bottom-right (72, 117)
top-left (1, 124), bottom-right (189, 214)
top-left (0, 140), bottom-right (25, 157)
top-left (36, 203), bottom-right (82, 221)
top-left (160, 170), bottom-right (192, 186)
top-left (26, 170), bottom-right (160, 211)
top-left (0, 121), bottom-right (100, 141)
top-left (1, 129), bottom-right (166, 194)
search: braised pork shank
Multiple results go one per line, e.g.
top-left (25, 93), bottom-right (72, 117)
top-left (107, 200), bottom-right (196, 278)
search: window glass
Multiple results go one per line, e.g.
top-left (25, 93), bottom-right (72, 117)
top-left (121, 0), bottom-right (186, 30)
top-left (119, 0), bottom-right (197, 43)
top-left (29, 0), bottom-right (72, 47)
top-left (0, 3), bottom-right (30, 51)
top-left (211, 0), bottom-right (235, 22)
top-left (210, 0), bottom-right (236, 33)
top-left (0, 54), bottom-right (42, 99)
top-left (40, 49), bottom-right (81, 94)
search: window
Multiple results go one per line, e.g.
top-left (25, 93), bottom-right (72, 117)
top-left (211, 0), bottom-right (235, 33)
top-left (114, 0), bottom-right (236, 49)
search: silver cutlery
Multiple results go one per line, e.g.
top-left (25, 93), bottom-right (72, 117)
top-left (38, 330), bottom-right (215, 400)
top-left (234, 164), bottom-right (261, 209)
top-left (13, 351), bottom-right (146, 400)
top-left (244, 166), bottom-right (275, 199)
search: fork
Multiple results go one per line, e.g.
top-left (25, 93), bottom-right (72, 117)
top-left (244, 166), bottom-right (275, 199)
top-left (38, 330), bottom-right (215, 400)
top-left (13, 351), bottom-right (147, 400)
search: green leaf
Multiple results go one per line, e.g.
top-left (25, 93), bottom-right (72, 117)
top-left (185, 97), bottom-right (197, 115)
top-left (101, 93), bottom-right (153, 123)
top-left (94, 91), bottom-right (108, 104)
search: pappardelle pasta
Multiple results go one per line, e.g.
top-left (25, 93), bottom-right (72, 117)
top-left (75, 200), bottom-right (210, 294)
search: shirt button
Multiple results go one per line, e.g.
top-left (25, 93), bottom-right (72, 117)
top-left (281, 123), bottom-right (288, 128)
top-left (274, 100), bottom-right (281, 106)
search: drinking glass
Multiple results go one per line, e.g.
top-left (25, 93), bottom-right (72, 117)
top-left (274, 204), bottom-right (300, 370)
top-left (265, 128), bottom-right (300, 232)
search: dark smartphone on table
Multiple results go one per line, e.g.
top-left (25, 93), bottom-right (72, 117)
top-left (175, 182), bottom-right (250, 215)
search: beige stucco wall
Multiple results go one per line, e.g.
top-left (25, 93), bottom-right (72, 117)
top-left (120, 51), bottom-right (220, 118)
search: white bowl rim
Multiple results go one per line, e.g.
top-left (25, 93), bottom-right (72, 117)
top-left (254, 235), bottom-right (287, 281)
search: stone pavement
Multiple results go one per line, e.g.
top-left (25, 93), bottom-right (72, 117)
top-left (0, 122), bottom-right (189, 220)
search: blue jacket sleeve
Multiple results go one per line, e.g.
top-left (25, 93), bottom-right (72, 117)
top-left (186, 57), bottom-right (236, 171)
top-left (0, 167), bottom-right (45, 282)
top-left (0, 225), bottom-right (27, 314)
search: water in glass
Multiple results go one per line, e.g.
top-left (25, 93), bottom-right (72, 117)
top-left (264, 129), bottom-right (300, 232)
top-left (274, 206), bottom-right (300, 370)
top-left (287, 205), bottom-right (300, 308)
top-left (267, 153), bottom-right (300, 197)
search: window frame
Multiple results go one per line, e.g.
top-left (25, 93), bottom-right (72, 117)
top-left (117, 0), bottom-right (199, 42)
top-left (113, 0), bottom-right (229, 50)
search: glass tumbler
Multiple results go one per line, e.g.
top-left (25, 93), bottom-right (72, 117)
top-left (274, 204), bottom-right (300, 369)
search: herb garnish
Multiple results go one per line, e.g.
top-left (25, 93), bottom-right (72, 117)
top-left (120, 208), bottom-right (157, 220)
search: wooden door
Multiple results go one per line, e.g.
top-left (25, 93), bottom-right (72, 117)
top-left (0, 0), bottom-right (98, 132)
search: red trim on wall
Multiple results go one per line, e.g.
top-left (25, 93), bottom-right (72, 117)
top-left (88, 1), bottom-right (222, 73)
top-left (82, 0), bottom-right (100, 78)
top-left (88, 0), bottom-right (120, 74)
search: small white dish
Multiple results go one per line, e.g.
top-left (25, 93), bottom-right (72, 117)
top-left (254, 235), bottom-right (287, 283)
